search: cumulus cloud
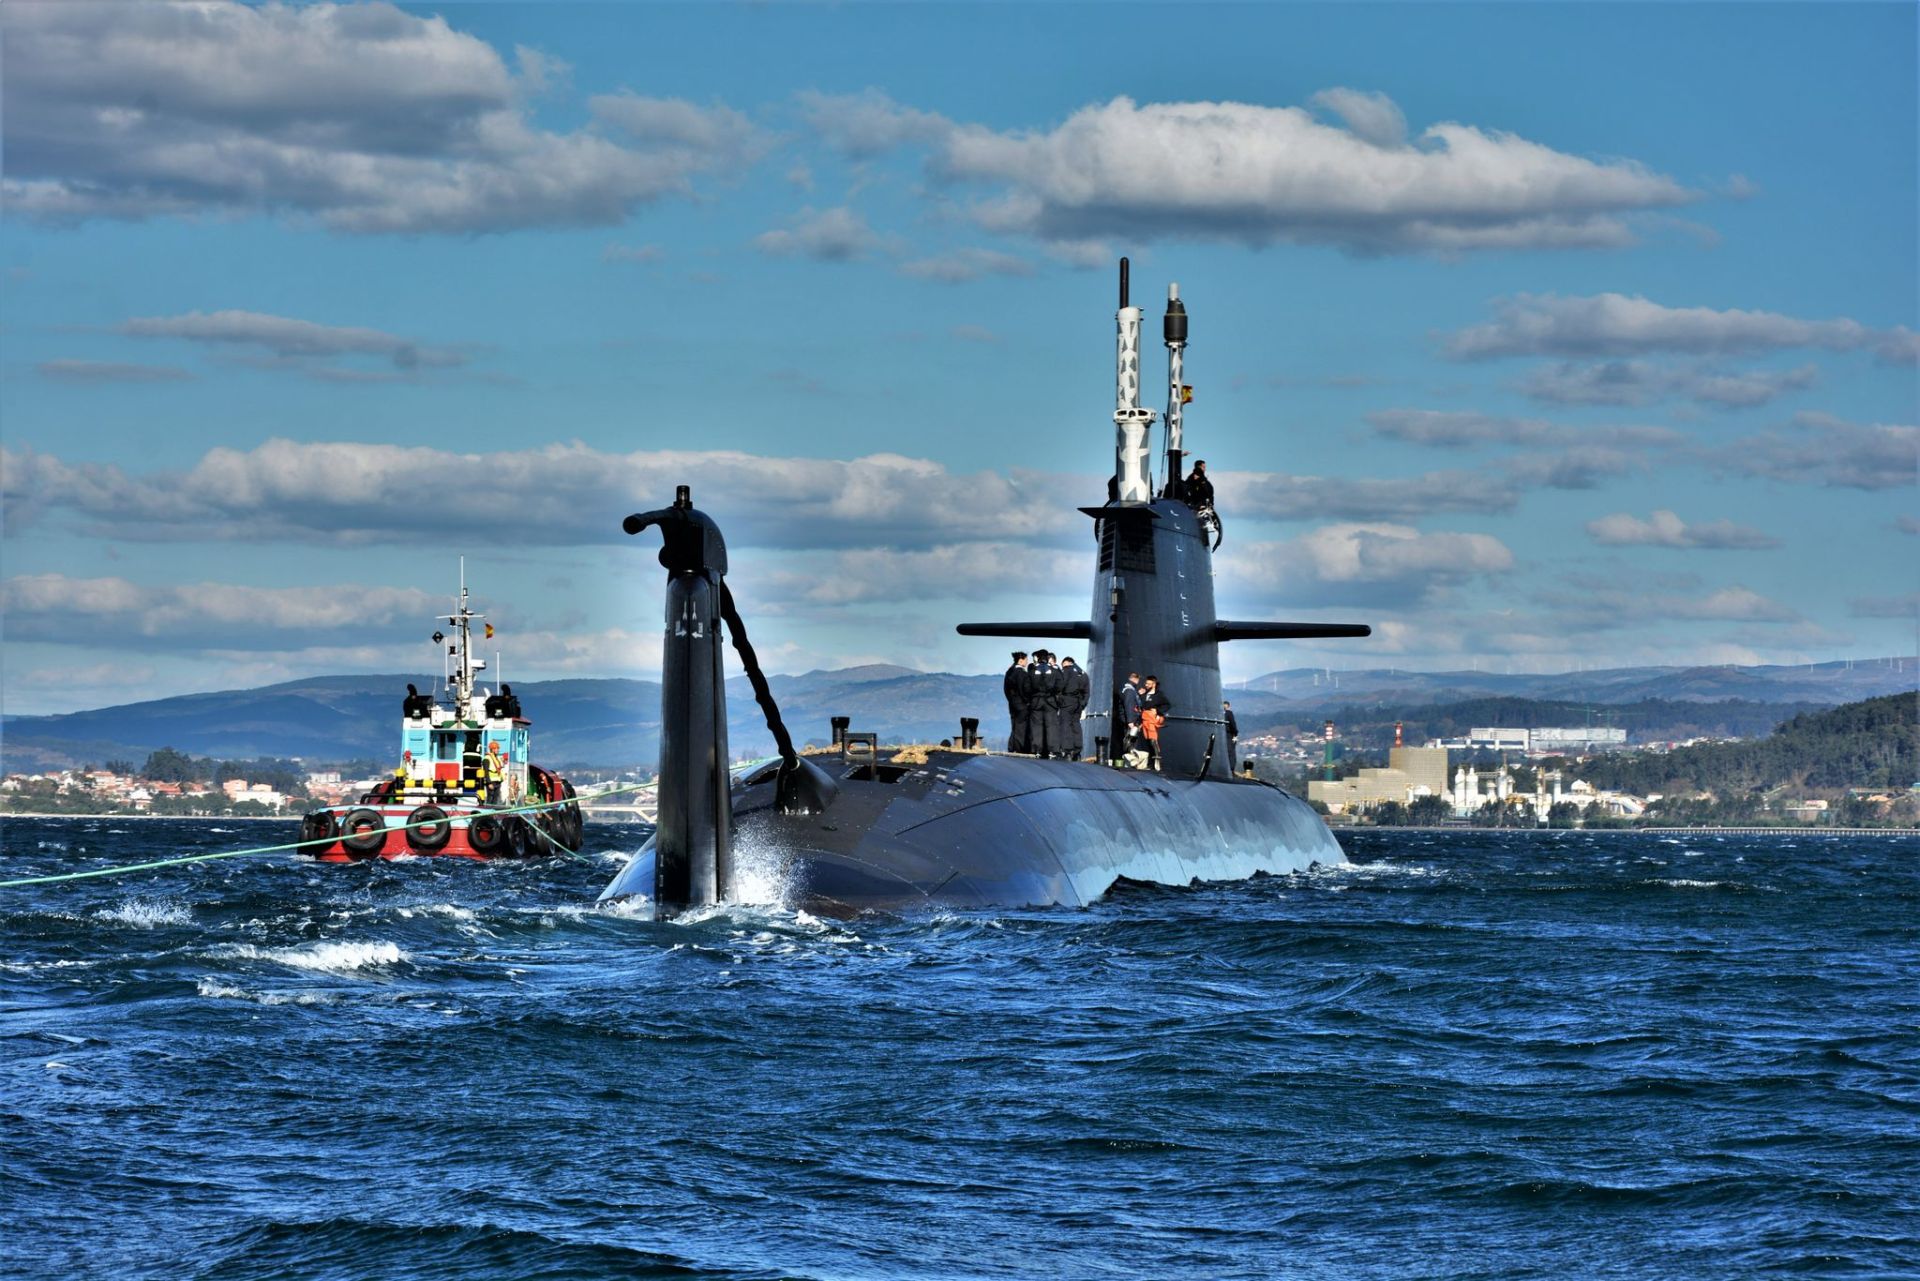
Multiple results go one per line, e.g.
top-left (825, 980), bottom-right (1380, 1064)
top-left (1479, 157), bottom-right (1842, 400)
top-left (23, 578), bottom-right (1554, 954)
top-left (931, 93), bottom-right (1694, 254)
top-left (1446, 293), bottom-right (1919, 364)
top-left (797, 88), bottom-right (956, 159)
top-left (1502, 447), bottom-right (1646, 490)
top-left (794, 88), bottom-right (1691, 253)
top-left (0, 574), bottom-right (441, 647)
top-left (2, 1), bottom-right (765, 233)
top-left (1709, 412), bottom-right (1918, 491)
top-left (1307, 87), bottom-right (1408, 148)
top-left (1585, 510), bottom-right (1779, 550)
top-left (0, 439), bottom-right (1081, 550)
top-left (1222, 445), bottom-right (1644, 523)
top-left (121, 309), bottom-right (466, 372)
top-left (753, 206), bottom-right (893, 261)
top-left (1225, 522), bottom-right (1513, 607)
top-left (1538, 580), bottom-right (1801, 628)
top-left (1520, 359), bottom-right (1817, 408)
top-left (36, 359), bottom-right (193, 383)
top-left (755, 543), bottom-right (1084, 609)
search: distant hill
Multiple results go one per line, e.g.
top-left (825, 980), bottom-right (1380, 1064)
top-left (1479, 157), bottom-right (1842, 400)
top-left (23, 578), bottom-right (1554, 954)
top-left (1573, 693), bottom-right (1919, 797)
top-left (3, 658), bottom-right (1913, 774)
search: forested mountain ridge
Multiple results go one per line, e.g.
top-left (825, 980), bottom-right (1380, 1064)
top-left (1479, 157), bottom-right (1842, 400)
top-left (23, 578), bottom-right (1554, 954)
top-left (1573, 694), bottom-right (1917, 797)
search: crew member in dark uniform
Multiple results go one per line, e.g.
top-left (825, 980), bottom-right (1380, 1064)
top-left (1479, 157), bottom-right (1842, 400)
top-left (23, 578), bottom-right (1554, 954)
top-left (1223, 699), bottom-right (1239, 772)
top-left (1119, 672), bottom-right (1144, 765)
top-left (1058, 657), bottom-right (1089, 760)
top-left (1028, 650), bottom-right (1062, 758)
top-left (1185, 460), bottom-right (1221, 549)
top-left (1004, 652), bottom-right (1031, 753)
top-left (1184, 460), bottom-right (1215, 512)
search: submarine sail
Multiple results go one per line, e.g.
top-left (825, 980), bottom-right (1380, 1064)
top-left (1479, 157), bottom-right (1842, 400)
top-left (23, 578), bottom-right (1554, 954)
top-left (603, 261), bottom-right (1369, 916)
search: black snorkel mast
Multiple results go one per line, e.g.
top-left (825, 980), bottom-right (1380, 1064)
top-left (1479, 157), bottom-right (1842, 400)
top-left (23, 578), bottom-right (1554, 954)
top-left (620, 487), bottom-right (836, 915)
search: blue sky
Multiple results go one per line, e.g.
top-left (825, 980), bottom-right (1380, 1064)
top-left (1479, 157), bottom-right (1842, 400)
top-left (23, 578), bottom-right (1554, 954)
top-left (2, 1), bottom-right (1914, 716)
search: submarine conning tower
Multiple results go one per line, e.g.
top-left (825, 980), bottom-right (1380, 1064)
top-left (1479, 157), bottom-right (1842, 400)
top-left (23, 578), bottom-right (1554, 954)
top-left (960, 259), bottom-right (1370, 778)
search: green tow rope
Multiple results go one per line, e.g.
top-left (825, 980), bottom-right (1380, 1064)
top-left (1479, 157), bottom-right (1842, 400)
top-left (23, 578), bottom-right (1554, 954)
top-left (0, 784), bottom-right (653, 889)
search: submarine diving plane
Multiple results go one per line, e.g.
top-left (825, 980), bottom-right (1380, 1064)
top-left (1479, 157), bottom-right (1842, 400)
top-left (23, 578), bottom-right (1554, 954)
top-left (603, 260), bottom-right (1370, 916)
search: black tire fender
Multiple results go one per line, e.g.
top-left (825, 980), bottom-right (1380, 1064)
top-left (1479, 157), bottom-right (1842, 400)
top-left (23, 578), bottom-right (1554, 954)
top-left (299, 810), bottom-right (338, 851)
top-left (339, 808), bottom-right (387, 858)
top-left (405, 804), bottom-right (451, 853)
top-left (468, 813), bottom-right (505, 854)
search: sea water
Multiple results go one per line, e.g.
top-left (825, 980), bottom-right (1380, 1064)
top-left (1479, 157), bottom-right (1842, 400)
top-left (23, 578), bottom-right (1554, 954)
top-left (3, 818), bottom-right (1915, 1279)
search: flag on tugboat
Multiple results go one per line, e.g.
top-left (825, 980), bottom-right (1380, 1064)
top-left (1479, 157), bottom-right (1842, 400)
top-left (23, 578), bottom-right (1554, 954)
top-left (484, 623), bottom-right (495, 639)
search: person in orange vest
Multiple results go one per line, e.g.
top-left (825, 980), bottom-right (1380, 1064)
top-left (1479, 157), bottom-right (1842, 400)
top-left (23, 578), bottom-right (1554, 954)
top-left (1140, 675), bottom-right (1173, 772)
top-left (484, 741), bottom-right (505, 804)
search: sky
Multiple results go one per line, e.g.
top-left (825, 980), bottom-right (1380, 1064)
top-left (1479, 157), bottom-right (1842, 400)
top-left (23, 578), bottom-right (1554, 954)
top-left (2, 1), bottom-right (1915, 717)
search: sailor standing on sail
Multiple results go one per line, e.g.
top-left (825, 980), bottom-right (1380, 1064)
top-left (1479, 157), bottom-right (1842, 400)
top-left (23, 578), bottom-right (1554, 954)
top-left (1027, 650), bottom-right (1060, 758)
top-left (1004, 652), bottom-right (1032, 753)
top-left (1119, 672), bottom-right (1144, 767)
top-left (1058, 657), bottom-right (1089, 761)
top-left (1140, 676), bottom-right (1173, 772)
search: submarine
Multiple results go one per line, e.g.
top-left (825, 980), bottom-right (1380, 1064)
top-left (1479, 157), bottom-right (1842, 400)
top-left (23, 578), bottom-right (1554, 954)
top-left (602, 260), bottom-right (1370, 916)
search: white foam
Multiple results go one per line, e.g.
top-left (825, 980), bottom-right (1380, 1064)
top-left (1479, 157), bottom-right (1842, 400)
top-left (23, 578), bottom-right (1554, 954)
top-left (196, 978), bottom-right (333, 1005)
top-left (225, 940), bottom-right (407, 974)
top-left (97, 898), bottom-right (191, 928)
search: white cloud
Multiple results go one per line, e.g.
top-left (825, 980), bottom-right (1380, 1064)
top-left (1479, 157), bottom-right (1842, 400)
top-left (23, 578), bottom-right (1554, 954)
top-left (0, 439), bottom-right (1080, 550)
top-left (897, 247), bottom-right (1035, 283)
top-left (3, 2), bottom-right (765, 233)
top-left (1585, 510), bottom-right (1779, 549)
top-left (121, 309), bottom-right (466, 370)
top-left (797, 88), bottom-right (955, 159)
top-left (587, 92), bottom-right (765, 163)
top-left (1225, 522), bottom-right (1513, 606)
top-left (1366, 409), bottom-right (1682, 450)
top-left (1710, 412), bottom-right (1918, 491)
top-left (0, 574), bottom-right (441, 646)
top-left (753, 206), bottom-right (892, 261)
top-left (1366, 409), bottom-right (1562, 448)
top-left (1446, 293), bottom-right (1918, 364)
top-left (930, 94), bottom-right (1694, 253)
top-left (1539, 581), bottom-right (1801, 627)
top-left (1307, 87), bottom-right (1408, 148)
top-left (1520, 360), bottom-right (1817, 408)
top-left (754, 543), bottom-right (1084, 608)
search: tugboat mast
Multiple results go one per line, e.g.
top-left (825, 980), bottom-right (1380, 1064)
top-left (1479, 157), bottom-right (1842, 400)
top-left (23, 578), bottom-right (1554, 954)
top-left (447, 556), bottom-right (487, 715)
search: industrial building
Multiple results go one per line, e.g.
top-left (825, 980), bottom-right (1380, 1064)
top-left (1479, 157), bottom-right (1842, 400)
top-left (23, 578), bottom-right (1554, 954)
top-left (1308, 746), bottom-right (1449, 814)
top-left (1427, 726), bottom-right (1629, 755)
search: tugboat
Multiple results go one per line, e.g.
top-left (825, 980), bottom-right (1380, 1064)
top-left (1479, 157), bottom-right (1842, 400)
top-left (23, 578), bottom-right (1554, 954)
top-left (299, 575), bottom-right (585, 861)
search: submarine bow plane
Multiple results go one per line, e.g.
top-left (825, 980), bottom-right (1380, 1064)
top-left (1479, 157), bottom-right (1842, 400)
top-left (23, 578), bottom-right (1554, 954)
top-left (603, 259), bottom-right (1370, 916)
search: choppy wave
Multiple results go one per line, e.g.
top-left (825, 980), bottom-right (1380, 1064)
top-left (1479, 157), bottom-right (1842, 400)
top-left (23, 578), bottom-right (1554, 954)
top-left (3, 818), bottom-right (1916, 1280)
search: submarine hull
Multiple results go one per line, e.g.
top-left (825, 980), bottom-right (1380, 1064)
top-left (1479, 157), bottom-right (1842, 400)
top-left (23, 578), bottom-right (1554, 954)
top-left (602, 750), bottom-right (1341, 913)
